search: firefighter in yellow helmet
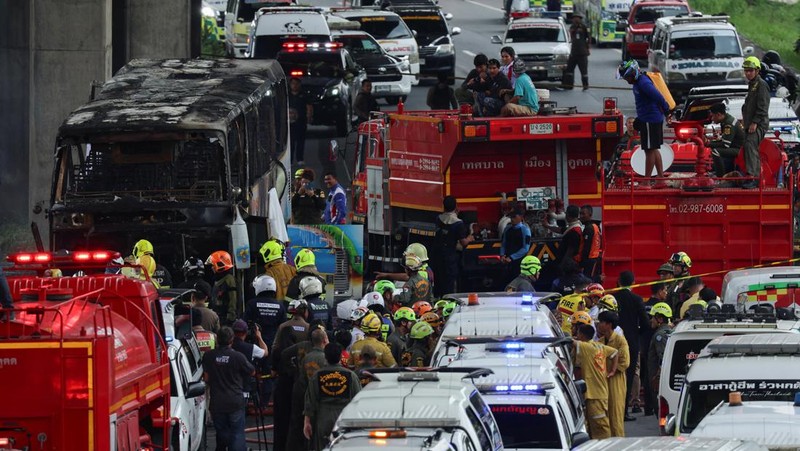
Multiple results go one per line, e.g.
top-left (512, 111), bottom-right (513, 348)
top-left (131, 239), bottom-right (159, 288)
top-left (347, 312), bottom-right (397, 370)
top-left (374, 243), bottom-right (435, 290)
top-left (286, 248), bottom-right (326, 301)
top-left (259, 239), bottom-right (296, 301)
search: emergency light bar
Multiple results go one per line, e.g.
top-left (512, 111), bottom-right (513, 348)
top-left (368, 430), bottom-right (407, 439)
top-left (450, 336), bottom-right (571, 346)
top-left (476, 382), bottom-right (554, 394)
top-left (705, 334), bottom-right (800, 356)
top-left (339, 418), bottom-right (461, 429)
top-left (282, 41), bottom-right (343, 51)
top-left (8, 250), bottom-right (120, 265)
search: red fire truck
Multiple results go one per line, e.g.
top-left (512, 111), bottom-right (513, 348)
top-left (0, 251), bottom-right (173, 450)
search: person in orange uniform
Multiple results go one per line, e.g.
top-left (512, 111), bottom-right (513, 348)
top-left (596, 310), bottom-right (630, 437)
top-left (571, 323), bottom-right (619, 439)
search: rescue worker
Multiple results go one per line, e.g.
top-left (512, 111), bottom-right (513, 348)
top-left (708, 102), bottom-right (745, 177)
top-left (375, 243), bottom-right (436, 289)
top-left (579, 205), bottom-right (602, 281)
top-left (656, 263), bottom-right (674, 280)
top-left (303, 343), bottom-right (362, 451)
top-left (348, 313), bottom-right (397, 369)
top-left (505, 255), bottom-right (541, 292)
top-left (259, 239), bottom-right (296, 302)
top-left (388, 306), bottom-right (416, 365)
top-left (396, 253), bottom-right (433, 307)
top-left (202, 326), bottom-right (254, 451)
top-left (272, 302), bottom-right (310, 451)
top-left (441, 301), bottom-right (457, 321)
top-left (178, 256), bottom-right (206, 288)
top-left (666, 251), bottom-right (692, 312)
top-left (570, 310), bottom-right (593, 339)
top-left (299, 276), bottom-right (332, 330)
top-left (244, 274), bottom-right (286, 411)
top-left (596, 311), bottom-right (630, 437)
top-left (151, 262), bottom-right (173, 288)
top-left (646, 302), bottom-right (673, 394)
top-left (435, 195), bottom-right (474, 296)
top-left (323, 172), bottom-right (347, 224)
top-left (132, 239), bottom-right (158, 284)
top-left (412, 300), bottom-right (433, 318)
top-left (191, 308), bottom-right (217, 353)
top-left (500, 208), bottom-right (532, 280)
top-left (355, 345), bottom-right (379, 386)
top-left (571, 324), bottom-right (620, 440)
top-left (420, 311), bottom-right (443, 339)
top-left (558, 205), bottom-right (583, 269)
top-left (363, 291), bottom-right (394, 342)
top-left (207, 250), bottom-right (238, 323)
top-left (273, 300), bottom-right (311, 363)
top-left (192, 280), bottom-right (220, 333)
top-left (349, 306), bottom-right (369, 348)
top-left (287, 328), bottom-right (329, 451)
top-left (286, 248), bottom-right (326, 301)
top-left (741, 56), bottom-right (771, 189)
top-left (292, 168), bottom-right (325, 224)
top-left (374, 280), bottom-right (398, 313)
top-left (407, 321), bottom-right (436, 367)
top-left (562, 13), bottom-right (590, 91)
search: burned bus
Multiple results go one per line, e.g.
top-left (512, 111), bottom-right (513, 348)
top-left (50, 58), bottom-right (290, 277)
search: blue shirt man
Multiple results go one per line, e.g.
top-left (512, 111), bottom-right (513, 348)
top-left (323, 172), bottom-right (347, 224)
top-left (501, 59), bottom-right (539, 117)
top-left (501, 209), bottom-right (532, 265)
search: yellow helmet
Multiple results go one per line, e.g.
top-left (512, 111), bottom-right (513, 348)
top-left (404, 243), bottom-right (429, 262)
top-left (361, 312), bottom-right (382, 333)
top-left (570, 311), bottom-right (593, 326)
top-left (260, 240), bottom-right (285, 264)
top-left (598, 294), bottom-right (618, 312)
top-left (294, 248), bottom-right (316, 270)
top-left (650, 302), bottom-right (673, 319)
top-left (410, 321), bottom-right (435, 339)
top-left (294, 168), bottom-right (305, 179)
top-left (670, 251), bottom-right (692, 268)
top-left (742, 56), bottom-right (761, 70)
top-left (520, 255), bottom-right (541, 276)
top-left (133, 239), bottom-right (154, 258)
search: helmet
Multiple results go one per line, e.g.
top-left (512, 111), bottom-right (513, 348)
top-left (650, 302), bottom-right (673, 319)
top-left (288, 299), bottom-right (308, 314)
top-left (742, 56), bottom-right (761, 70)
top-left (413, 300), bottom-right (433, 317)
top-left (570, 311), bottom-right (593, 326)
top-left (362, 291), bottom-right (384, 307)
top-left (206, 251), bottom-right (233, 273)
top-left (657, 263), bottom-right (675, 275)
top-left (512, 58), bottom-right (526, 75)
top-left (585, 283), bottom-right (605, 303)
top-left (361, 313), bottom-right (382, 333)
top-left (403, 243), bottom-right (429, 262)
top-left (434, 299), bottom-right (449, 310)
top-left (299, 276), bottom-right (324, 298)
top-left (259, 240), bottom-right (285, 264)
top-left (393, 306), bottom-right (417, 322)
top-left (350, 306), bottom-right (369, 322)
top-left (617, 59), bottom-right (640, 80)
top-left (520, 255), bottom-right (542, 276)
top-left (420, 311), bottom-right (441, 328)
top-left (410, 321), bottom-right (435, 340)
top-left (337, 299), bottom-right (359, 320)
top-left (252, 274), bottom-right (277, 294)
top-left (598, 294), bottom-right (618, 312)
top-left (442, 301), bottom-right (457, 318)
top-left (294, 168), bottom-right (305, 179)
top-left (133, 239), bottom-right (154, 258)
top-left (294, 248), bottom-right (316, 270)
top-left (404, 255), bottom-right (423, 271)
top-left (669, 251), bottom-right (692, 268)
top-left (374, 280), bottom-right (396, 294)
top-left (182, 257), bottom-right (205, 277)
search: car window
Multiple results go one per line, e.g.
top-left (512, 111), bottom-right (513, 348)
top-left (506, 25), bottom-right (566, 43)
top-left (337, 35), bottom-right (384, 55)
top-left (465, 406), bottom-right (492, 451)
top-left (469, 391), bottom-right (503, 449)
top-left (399, 14), bottom-right (448, 36)
top-left (554, 359), bottom-right (583, 425)
top-left (668, 338), bottom-right (712, 391)
top-left (277, 51), bottom-right (344, 77)
top-left (352, 16), bottom-right (413, 39)
top-left (634, 5), bottom-right (689, 24)
top-left (489, 404), bottom-right (562, 449)
top-left (669, 30), bottom-right (741, 59)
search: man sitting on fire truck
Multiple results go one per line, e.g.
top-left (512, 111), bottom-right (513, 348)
top-left (500, 59), bottom-right (539, 117)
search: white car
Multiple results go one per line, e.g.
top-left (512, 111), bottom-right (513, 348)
top-left (491, 16), bottom-right (570, 83)
top-left (691, 397), bottom-right (800, 448)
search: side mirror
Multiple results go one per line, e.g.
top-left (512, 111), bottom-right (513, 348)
top-left (744, 45), bottom-right (754, 55)
top-left (236, 17), bottom-right (244, 23)
top-left (444, 12), bottom-right (454, 20)
top-left (452, 26), bottom-right (461, 36)
top-left (664, 413), bottom-right (677, 436)
top-left (491, 35), bottom-right (503, 44)
top-left (571, 432), bottom-right (590, 447)
top-left (412, 29), bottom-right (418, 37)
top-left (186, 380), bottom-right (206, 398)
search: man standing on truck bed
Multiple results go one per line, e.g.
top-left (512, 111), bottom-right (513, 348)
top-left (741, 56), bottom-right (771, 189)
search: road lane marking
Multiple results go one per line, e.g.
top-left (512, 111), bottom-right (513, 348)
top-left (463, 0), bottom-right (504, 13)
top-left (463, 50), bottom-right (476, 57)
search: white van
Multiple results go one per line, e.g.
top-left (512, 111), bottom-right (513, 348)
top-left (691, 396), bottom-right (800, 449)
top-left (574, 437), bottom-right (767, 451)
top-left (331, 10), bottom-right (420, 82)
top-left (224, 0), bottom-right (294, 57)
top-left (648, 14), bottom-right (753, 99)
top-left (248, 7), bottom-right (331, 59)
top-left (668, 333), bottom-right (800, 436)
top-left (720, 266), bottom-right (800, 314)
top-left (657, 312), bottom-right (800, 433)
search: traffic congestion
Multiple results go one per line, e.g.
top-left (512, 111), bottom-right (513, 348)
top-left (2, 0), bottom-right (800, 450)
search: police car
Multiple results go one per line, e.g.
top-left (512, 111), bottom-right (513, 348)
top-left (667, 334), bottom-right (800, 437)
top-left (657, 310), bottom-right (800, 433)
top-left (574, 436), bottom-right (767, 451)
top-left (327, 369), bottom-right (503, 450)
top-left (490, 15), bottom-right (571, 83)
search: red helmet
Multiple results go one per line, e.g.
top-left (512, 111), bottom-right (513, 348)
top-left (206, 251), bottom-right (233, 273)
top-left (413, 300), bottom-right (433, 318)
top-left (584, 283), bottom-right (605, 303)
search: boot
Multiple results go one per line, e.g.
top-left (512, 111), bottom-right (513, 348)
top-left (582, 76), bottom-right (589, 91)
top-left (561, 71), bottom-right (574, 89)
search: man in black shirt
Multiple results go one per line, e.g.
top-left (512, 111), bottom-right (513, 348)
top-left (354, 79), bottom-right (379, 124)
top-left (289, 77), bottom-right (313, 164)
top-left (614, 270), bottom-right (649, 421)
top-left (202, 326), bottom-right (255, 451)
top-left (435, 195), bottom-right (474, 296)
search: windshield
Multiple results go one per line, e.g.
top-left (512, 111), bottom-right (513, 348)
top-left (351, 16), bottom-right (413, 39)
top-left (277, 51), bottom-right (344, 77)
top-left (336, 35), bottom-right (384, 55)
top-left (506, 25), bottom-right (566, 43)
top-left (668, 339), bottom-right (711, 391)
top-left (399, 14), bottom-right (448, 37)
top-left (236, 1), bottom-right (289, 21)
top-left (670, 30), bottom-right (741, 59)
top-left (634, 5), bottom-right (689, 24)
top-left (253, 35), bottom-right (332, 59)
top-left (681, 379), bottom-right (800, 432)
top-left (490, 404), bottom-right (562, 449)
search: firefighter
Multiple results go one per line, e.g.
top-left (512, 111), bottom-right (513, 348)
top-left (571, 324), bottom-right (619, 440)
top-left (363, 291), bottom-right (394, 342)
top-left (132, 239), bottom-right (158, 284)
top-left (374, 280), bottom-right (398, 313)
top-left (192, 280), bottom-right (220, 333)
top-left (596, 310), bottom-right (630, 437)
top-left (505, 255), bottom-right (541, 292)
top-left (287, 328), bottom-right (329, 451)
top-left (396, 254), bottom-right (433, 307)
top-left (355, 345), bottom-right (379, 386)
top-left (388, 306), bottom-right (415, 365)
top-left (421, 311), bottom-right (443, 339)
top-left (708, 102), bottom-right (745, 177)
top-left (441, 301), bottom-right (457, 321)
top-left (646, 302), bottom-right (673, 394)
top-left (286, 248), bottom-right (326, 301)
top-left (207, 250), bottom-right (238, 323)
top-left (666, 251), bottom-right (692, 312)
top-left (579, 205), bottom-right (602, 281)
top-left (407, 321), bottom-right (436, 367)
top-left (259, 239), bottom-right (296, 302)
top-left (178, 256), bottom-right (206, 288)
top-left (412, 300), bottom-right (433, 318)
top-left (303, 343), bottom-right (362, 451)
top-left (300, 276), bottom-right (332, 330)
top-left (570, 310), bottom-right (593, 339)
top-left (375, 243), bottom-right (435, 289)
top-left (348, 312), bottom-right (396, 369)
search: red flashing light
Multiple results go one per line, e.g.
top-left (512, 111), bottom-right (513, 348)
top-left (675, 127), bottom-right (699, 141)
top-left (282, 41), bottom-right (342, 52)
top-left (290, 70), bottom-right (304, 77)
top-left (93, 251), bottom-right (111, 261)
top-left (15, 254), bottom-right (32, 263)
top-left (0, 438), bottom-right (13, 447)
top-left (73, 251), bottom-right (91, 261)
top-left (12, 252), bottom-right (51, 264)
top-left (34, 253), bottom-right (52, 263)
top-left (72, 250), bottom-right (115, 263)
top-left (603, 97), bottom-right (617, 114)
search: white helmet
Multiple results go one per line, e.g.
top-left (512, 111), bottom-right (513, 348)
top-left (252, 274), bottom-right (277, 295)
top-left (336, 299), bottom-right (358, 320)
top-left (299, 276), bottom-right (324, 299)
top-left (362, 291), bottom-right (384, 307)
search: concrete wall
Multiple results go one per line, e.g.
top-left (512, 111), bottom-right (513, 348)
top-left (128, 0), bottom-right (193, 59)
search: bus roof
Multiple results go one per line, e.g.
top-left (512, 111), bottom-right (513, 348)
top-left (58, 58), bottom-right (284, 138)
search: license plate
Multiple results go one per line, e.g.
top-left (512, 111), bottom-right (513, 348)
top-left (419, 58), bottom-right (426, 65)
top-left (375, 85), bottom-right (390, 92)
top-left (530, 123), bottom-right (553, 134)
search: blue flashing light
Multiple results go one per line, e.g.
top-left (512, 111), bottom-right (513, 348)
top-left (525, 384), bottom-right (539, 391)
top-left (521, 293), bottom-right (534, 305)
top-left (510, 385), bottom-right (524, 391)
top-left (496, 385), bottom-right (509, 391)
top-left (505, 343), bottom-right (522, 350)
top-left (794, 392), bottom-right (800, 407)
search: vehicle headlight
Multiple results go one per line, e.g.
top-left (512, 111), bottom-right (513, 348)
top-left (434, 44), bottom-right (454, 56)
top-left (234, 33), bottom-right (249, 44)
top-left (554, 53), bottom-right (569, 63)
top-left (666, 72), bottom-right (685, 81)
top-left (727, 69), bottom-right (744, 79)
top-left (325, 86), bottom-right (340, 97)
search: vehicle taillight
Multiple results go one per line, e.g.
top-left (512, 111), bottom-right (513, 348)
top-left (594, 120), bottom-right (617, 134)
top-left (290, 70), bottom-right (304, 77)
top-left (464, 124), bottom-right (487, 138)
top-left (603, 97), bottom-right (617, 114)
top-left (10, 252), bottom-right (52, 264)
top-left (675, 127), bottom-right (700, 141)
top-left (0, 437), bottom-right (15, 448)
top-left (659, 395), bottom-right (669, 431)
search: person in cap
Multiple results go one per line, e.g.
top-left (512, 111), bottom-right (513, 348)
top-left (646, 302), bottom-right (673, 395)
top-left (232, 319), bottom-right (268, 362)
top-left (563, 12), bottom-right (590, 91)
top-left (708, 102), bottom-right (745, 177)
top-left (259, 239), bottom-right (296, 302)
top-left (286, 248), bottom-right (326, 301)
top-left (506, 255), bottom-right (541, 292)
top-left (656, 263), bottom-right (674, 280)
top-left (500, 208), bottom-right (532, 279)
top-left (192, 280), bottom-right (220, 333)
top-left (500, 59), bottom-right (539, 117)
top-left (740, 56), bottom-right (771, 189)
top-left (292, 168), bottom-right (325, 224)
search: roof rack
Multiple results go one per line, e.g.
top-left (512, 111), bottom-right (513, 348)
top-left (256, 5), bottom-right (325, 15)
top-left (446, 335), bottom-right (571, 346)
top-left (367, 366), bottom-right (494, 379)
top-left (668, 14), bottom-right (730, 25)
top-left (705, 334), bottom-right (800, 356)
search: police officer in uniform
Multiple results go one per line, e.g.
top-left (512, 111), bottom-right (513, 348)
top-left (287, 328), bottom-right (329, 451)
top-left (245, 275), bottom-right (286, 407)
top-left (562, 13), bottom-right (591, 90)
top-left (303, 343), bottom-right (362, 451)
top-left (299, 276), bottom-right (332, 330)
top-left (740, 56), bottom-right (771, 189)
top-left (646, 302), bottom-right (673, 394)
top-left (708, 102), bottom-right (745, 177)
top-left (505, 255), bottom-right (541, 292)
